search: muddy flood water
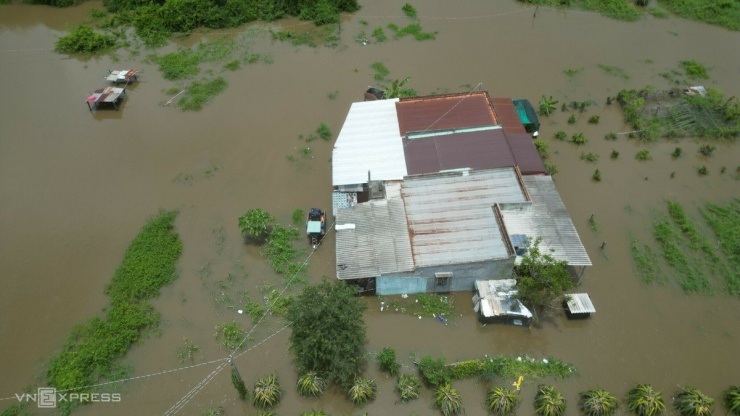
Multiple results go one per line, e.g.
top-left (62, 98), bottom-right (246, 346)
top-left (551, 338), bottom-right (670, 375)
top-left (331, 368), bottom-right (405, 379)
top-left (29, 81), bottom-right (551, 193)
top-left (1, 0), bottom-right (739, 414)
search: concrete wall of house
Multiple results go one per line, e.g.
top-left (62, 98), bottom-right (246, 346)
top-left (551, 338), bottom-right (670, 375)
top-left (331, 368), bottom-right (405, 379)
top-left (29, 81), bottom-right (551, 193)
top-left (375, 257), bottom-right (515, 296)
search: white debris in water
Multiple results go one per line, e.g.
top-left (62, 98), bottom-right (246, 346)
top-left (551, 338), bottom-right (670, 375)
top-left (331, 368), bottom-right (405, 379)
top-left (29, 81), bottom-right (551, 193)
top-left (237, 309), bottom-right (243, 314)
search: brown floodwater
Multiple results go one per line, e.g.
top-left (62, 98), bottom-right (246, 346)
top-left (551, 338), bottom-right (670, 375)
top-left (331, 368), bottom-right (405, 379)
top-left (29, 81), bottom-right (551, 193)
top-left (1, 0), bottom-right (739, 414)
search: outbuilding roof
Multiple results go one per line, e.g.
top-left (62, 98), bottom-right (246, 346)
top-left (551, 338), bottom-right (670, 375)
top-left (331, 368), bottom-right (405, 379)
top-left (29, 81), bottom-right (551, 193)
top-left (334, 195), bottom-right (414, 280)
top-left (402, 127), bottom-right (516, 176)
top-left (498, 175), bottom-right (592, 266)
top-left (396, 92), bottom-right (498, 136)
top-left (332, 99), bottom-right (407, 186)
top-left (401, 168), bottom-right (528, 267)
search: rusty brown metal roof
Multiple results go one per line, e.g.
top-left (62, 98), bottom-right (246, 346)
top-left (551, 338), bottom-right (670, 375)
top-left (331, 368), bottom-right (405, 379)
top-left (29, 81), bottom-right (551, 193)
top-left (506, 133), bottom-right (547, 175)
top-left (491, 97), bottom-right (527, 135)
top-left (397, 92), bottom-right (498, 136)
top-left (403, 128), bottom-right (517, 175)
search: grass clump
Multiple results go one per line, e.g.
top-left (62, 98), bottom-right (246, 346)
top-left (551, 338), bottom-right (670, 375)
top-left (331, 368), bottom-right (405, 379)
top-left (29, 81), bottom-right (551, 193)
top-left (297, 372), bottom-right (327, 397)
top-left (699, 144), bottom-right (715, 156)
top-left (402, 3), bottom-right (417, 18)
top-left (627, 384), bottom-right (666, 416)
top-left (292, 209), bottom-right (304, 224)
top-left (658, 0), bottom-right (740, 30)
top-left (348, 377), bottom-right (377, 406)
top-left (175, 338), bottom-right (200, 363)
top-left (538, 96), bottom-right (559, 116)
top-left (580, 389), bottom-right (619, 416)
top-left (554, 131), bottom-right (568, 141)
top-left (653, 214), bottom-right (712, 294)
top-left (316, 122), bottom-right (332, 140)
top-left (433, 384), bottom-right (464, 416)
top-left (262, 225), bottom-right (302, 275)
top-left (515, 0), bottom-right (641, 21)
top-left (420, 355), bottom-right (577, 386)
top-left (253, 374), bottom-right (284, 409)
top-left (535, 385), bottom-right (566, 416)
top-left (683, 59), bottom-right (710, 81)
top-left (46, 211), bottom-right (182, 415)
top-left (178, 77), bottom-right (228, 111)
top-left (214, 321), bottom-right (245, 350)
top-left (674, 386), bottom-right (714, 416)
top-left (588, 115), bottom-right (601, 124)
top-left (371, 61), bottom-right (390, 81)
top-left (150, 49), bottom-right (201, 80)
top-left (372, 27), bottom-right (387, 42)
top-left (629, 235), bottom-right (664, 284)
top-left (378, 347), bottom-right (400, 376)
top-left (55, 24), bottom-right (116, 56)
top-left (396, 374), bottom-right (421, 403)
top-left (611, 150), bottom-right (620, 159)
top-left (534, 139), bottom-right (549, 158)
top-left (486, 386), bottom-right (522, 416)
top-left (605, 132), bottom-right (617, 140)
top-left (571, 133), bottom-right (587, 145)
top-left (598, 64), bottom-right (629, 79)
top-left (700, 200), bottom-right (740, 295)
top-left (635, 149), bottom-right (651, 160)
top-left (580, 152), bottom-right (599, 162)
top-left (672, 147), bottom-right (683, 158)
top-left (387, 22), bottom-right (436, 40)
top-left (592, 169), bottom-right (602, 182)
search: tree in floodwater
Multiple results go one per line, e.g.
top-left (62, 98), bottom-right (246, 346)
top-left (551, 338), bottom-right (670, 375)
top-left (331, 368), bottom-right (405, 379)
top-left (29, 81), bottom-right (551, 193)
top-left (238, 208), bottom-right (274, 241)
top-left (286, 279), bottom-right (367, 388)
top-left (514, 237), bottom-right (576, 314)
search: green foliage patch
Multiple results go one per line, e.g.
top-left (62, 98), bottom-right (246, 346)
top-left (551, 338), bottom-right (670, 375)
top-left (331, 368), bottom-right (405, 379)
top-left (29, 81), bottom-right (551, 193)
top-left (516, 0), bottom-right (641, 21)
top-left (55, 24), bottom-right (117, 56)
top-left (658, 0), bottom-right (740, 31)
top-left (46, 211), bottom-right (182, 415)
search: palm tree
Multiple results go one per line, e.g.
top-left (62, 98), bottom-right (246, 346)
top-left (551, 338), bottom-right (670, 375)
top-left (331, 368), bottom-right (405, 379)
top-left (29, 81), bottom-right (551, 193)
top-left (535, 385), bottom-right (566, 416)
top-left (723, 386), bottom-right (740, 416)
top-left (674, 386), bottom-right (714, 416)
top-left (485, 386), bottom-right (521, 416)
top-left (395, 373), bottom-right (421, 403)
top-left (627, 384), bottom-right (666, 416)
top-left (348, 377), bottom-right (377, 406)
top-left (579, 389), bottom-right (619, 416)
top-left (252, 374), bottom-right (283, 409)
top-left (297, 372), bottom-right (327, 398)
top-left (433, 383), bottom-right (464, 416)
top-left (386, 77), bottom-right (416, 99)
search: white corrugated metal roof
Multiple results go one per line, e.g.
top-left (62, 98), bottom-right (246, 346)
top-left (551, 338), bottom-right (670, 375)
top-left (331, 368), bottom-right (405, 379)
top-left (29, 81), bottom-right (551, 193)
top-left (499, 176), bottom-right (592, 266)
top-left (401, 168), bottom-right (528, 267)
top-left (332, 99), bottom-right (407, 186)
top-left (335, 198), bottom-right (414, 280)
top-left (566, 293), bottom-right (596, 313)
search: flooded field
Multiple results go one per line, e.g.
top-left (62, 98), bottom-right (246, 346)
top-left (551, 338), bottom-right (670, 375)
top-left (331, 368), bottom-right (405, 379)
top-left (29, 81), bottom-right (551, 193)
top-left (1, 0), bottom-right (739, 414)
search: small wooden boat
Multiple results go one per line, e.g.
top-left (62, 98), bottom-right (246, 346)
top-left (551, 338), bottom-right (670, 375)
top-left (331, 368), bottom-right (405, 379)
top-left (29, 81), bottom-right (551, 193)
top-left (306, 208), bottom-right (326, 249)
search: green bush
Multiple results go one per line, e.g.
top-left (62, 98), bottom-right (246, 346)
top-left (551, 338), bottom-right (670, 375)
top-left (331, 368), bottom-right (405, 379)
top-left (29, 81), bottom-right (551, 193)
top-left (297, 372), bottom-right (327, 397)
top-left (402, 3), bottom-right (417, 17)
top-left (486, 386), bottom-right (521, 416)
top-left (723, 386), bottom-right (740, 416)
top-left (348, 377), bottom-right (377, 406)
top-left (580, 389), bottom-right (619, 416)
top-left (55, 24), bottom-right (116, 56)
top-left (418, 355), bottom-right (449, 386)
top-left (433, 384), bottom-right (464, 416)
top-left (378, 347), bottom-right (400, 376)
top-left (253, 374), bottom-right (283, 409)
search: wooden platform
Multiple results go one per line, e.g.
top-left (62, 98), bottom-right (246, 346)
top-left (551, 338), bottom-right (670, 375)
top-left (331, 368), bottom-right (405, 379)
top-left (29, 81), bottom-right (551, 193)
top-left (106, 69), bottom-right (138, 84)
top-left (86, 87), bottom-right (126, 111)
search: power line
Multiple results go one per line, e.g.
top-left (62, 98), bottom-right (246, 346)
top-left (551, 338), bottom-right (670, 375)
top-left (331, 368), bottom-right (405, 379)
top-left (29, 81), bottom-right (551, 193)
top-left (161, 220), bottom-right (335, 414)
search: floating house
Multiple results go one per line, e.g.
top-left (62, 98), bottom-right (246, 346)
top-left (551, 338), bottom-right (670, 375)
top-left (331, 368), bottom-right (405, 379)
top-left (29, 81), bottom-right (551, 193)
top-left (86, 69), bottom-right (138, 112)
top-left (331, 91), bottom-right (591, 295)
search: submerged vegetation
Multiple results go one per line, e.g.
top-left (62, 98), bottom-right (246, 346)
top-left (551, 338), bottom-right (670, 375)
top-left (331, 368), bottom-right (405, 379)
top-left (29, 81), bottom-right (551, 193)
top-left (616, 85), bottom-right (740, 141)
top-left (627, 384), bottom-right (666, 416)
top-left (54, 24), bottom-right (117, 56)
top-left (45, 211), bottom-right (182, 415)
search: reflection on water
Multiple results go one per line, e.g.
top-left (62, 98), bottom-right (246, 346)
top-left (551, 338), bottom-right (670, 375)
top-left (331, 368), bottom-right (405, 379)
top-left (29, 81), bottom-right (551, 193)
top-left (1, 0), bottom-right (739, 414)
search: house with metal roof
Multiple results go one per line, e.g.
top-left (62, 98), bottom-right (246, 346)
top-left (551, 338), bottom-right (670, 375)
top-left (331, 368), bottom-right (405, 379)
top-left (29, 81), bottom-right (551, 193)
top-left (331, 91), bottom-right (590, 295)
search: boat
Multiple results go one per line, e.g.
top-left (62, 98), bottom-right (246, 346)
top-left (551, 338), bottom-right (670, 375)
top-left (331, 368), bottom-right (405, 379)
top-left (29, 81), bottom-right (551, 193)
top-left (306, 208), bottom-right (326, 249)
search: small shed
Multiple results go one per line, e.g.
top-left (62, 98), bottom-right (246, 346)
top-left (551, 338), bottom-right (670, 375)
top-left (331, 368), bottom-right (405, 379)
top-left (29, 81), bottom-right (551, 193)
top-left (473, 279), bottom-right (533, 327)
top-left (564, 293), bottom-right (596, 319)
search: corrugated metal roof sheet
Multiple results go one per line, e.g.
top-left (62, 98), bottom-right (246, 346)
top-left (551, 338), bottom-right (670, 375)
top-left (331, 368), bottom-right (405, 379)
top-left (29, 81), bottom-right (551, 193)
top-left (396, 92), bottom-right (498, 136)
top-left (332, 99), bottom-right (407, 186)
top-left (499, 176), bottom-right (592, 266)
top-left (491, 97), bottom-right (527, 135)
top-left (506, 133), bottom-right (548, 175)
top-left (403, 128), bottom-right (517, 176)
top-left (401, 168), bottom-right (528, 267)
top-left (335, 198), bottom-right (414, 280)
